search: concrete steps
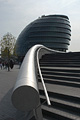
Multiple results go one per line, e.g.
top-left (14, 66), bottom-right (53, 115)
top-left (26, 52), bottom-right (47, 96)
top-left (38, 52), bottom-right (80, 120)
top-left (42, 105), bottom-right (80, 120)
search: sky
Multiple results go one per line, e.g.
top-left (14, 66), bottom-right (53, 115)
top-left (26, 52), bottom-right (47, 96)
top-left (0, 0), bottom-right (80, 52)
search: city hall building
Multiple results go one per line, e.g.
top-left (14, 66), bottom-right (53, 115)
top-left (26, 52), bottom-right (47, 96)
top-left (16, 15), bottom-right (71, 57)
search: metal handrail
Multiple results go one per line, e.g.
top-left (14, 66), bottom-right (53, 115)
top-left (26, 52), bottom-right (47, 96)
top-left (37, 47), bottom-right (51, 105)
top-left (11, 44), bottom-right (63, 112)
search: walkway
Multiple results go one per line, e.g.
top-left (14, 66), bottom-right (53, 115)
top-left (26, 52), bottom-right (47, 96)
top-left (0, 65), bottom-right (24, 120)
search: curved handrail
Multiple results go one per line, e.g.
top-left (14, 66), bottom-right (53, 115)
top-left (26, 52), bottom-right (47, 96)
top-left (11, 44), bottom-right (64, 111)
top-left (37, 48), bottom-right (51, 106)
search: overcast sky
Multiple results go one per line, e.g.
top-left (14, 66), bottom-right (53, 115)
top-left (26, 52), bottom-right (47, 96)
top-left (0, 0), bottom-right (80, 52)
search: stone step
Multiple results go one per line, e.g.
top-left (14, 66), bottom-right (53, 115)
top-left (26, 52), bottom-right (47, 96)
top-left (40, 63), bottom-right (80, 67)
top-left (38, 77), bottom-right (80, 88)
top-left (40, 66), bottom-right (80, 72)
top-left (40, 73), bottom-right (80, 82)
top-left (40, 95), bottom-right (80, 113)
top-left (39, 52), bottom-right (80, 119)
top-left (40, 59), bottom-right (80, 62)
top-left (40, 70), bottom-right (80, 77)
top-left (41, 53), bottom-right (80, 60)
top-left (39, 90), bottom-right (80, 105)
top-left (42, 105), bottom-right (80, 120)
top-left (41, 58), bottom-right (80, 62)
top-left (40, 61), bottom-right (80, 64)
top-left (39, 83), bottom-right (80, 98)
top-left (40, 57), bottom-right (80, 60)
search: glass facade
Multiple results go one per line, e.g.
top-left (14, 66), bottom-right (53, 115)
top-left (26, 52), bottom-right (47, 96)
top-left (16, 15), bottom-right (71, 56)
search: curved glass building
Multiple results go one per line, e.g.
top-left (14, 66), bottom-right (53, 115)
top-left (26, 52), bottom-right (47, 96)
top-left (16, 15), bottom-right (71, 56)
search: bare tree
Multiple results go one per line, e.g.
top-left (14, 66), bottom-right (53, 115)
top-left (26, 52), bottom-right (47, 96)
top-left (0, 32), bottom-right (16, 58)
top-left (0, 33), bottom-right (16, 71)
